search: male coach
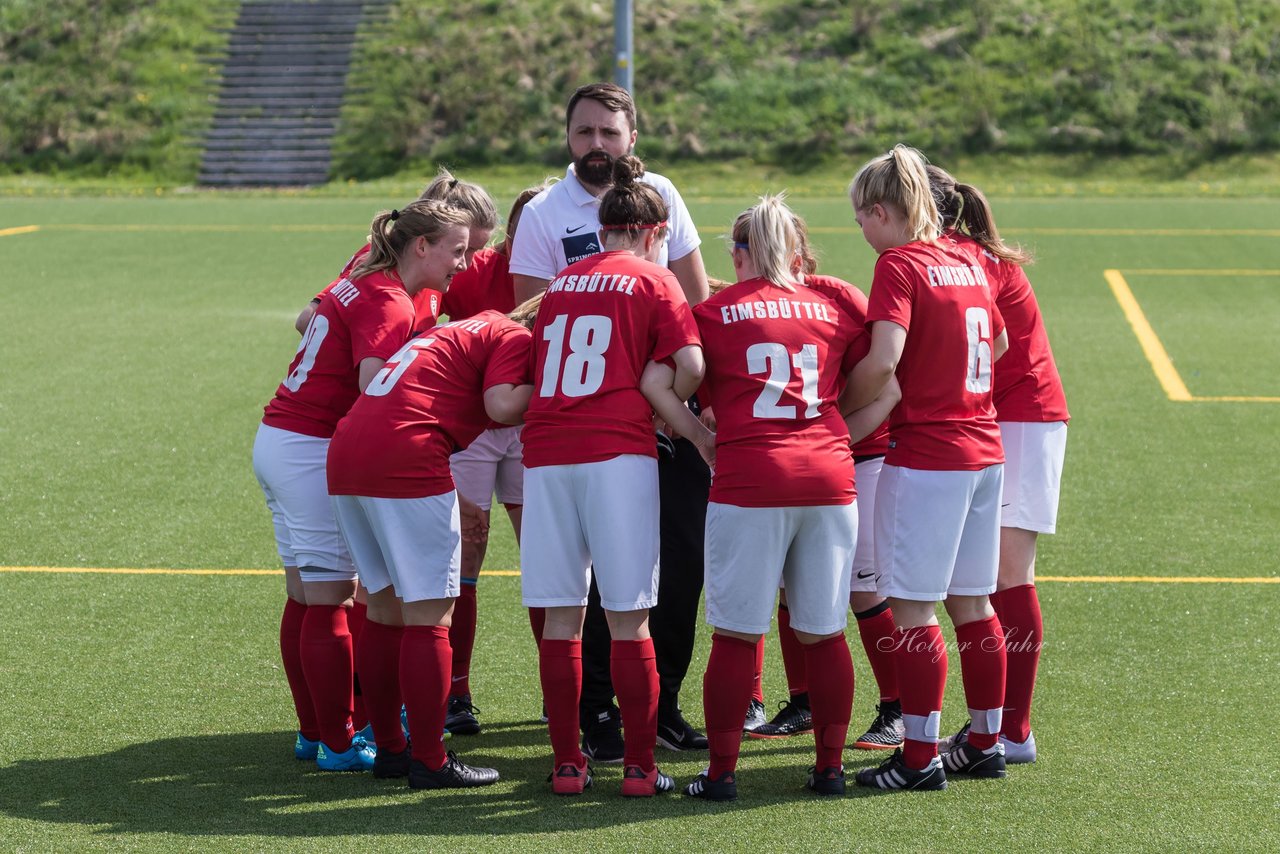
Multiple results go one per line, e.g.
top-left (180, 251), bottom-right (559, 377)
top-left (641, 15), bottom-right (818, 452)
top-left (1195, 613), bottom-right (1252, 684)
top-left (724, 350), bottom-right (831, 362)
top-left (511, 82), bottom-right (711, 761)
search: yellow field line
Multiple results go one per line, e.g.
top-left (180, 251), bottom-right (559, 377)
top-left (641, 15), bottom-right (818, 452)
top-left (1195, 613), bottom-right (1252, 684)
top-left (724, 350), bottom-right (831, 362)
top-left (1124, 268), bottom-right (1280, 276)
top-left (0, 225), bottom-right (40, 237)
top-left (1104, 269), bottom-right (1192, 402)
top-left (1, 566), bottom-right (1275, 583)
top-left (1192, 395), bottom-right (1280, 403)
top-left (37, 224), bottom-right (359, 233)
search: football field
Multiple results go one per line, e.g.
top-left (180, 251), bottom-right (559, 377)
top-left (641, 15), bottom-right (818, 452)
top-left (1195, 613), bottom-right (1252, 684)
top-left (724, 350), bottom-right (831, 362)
top-left (1, 188), bottom-right (1278, 851)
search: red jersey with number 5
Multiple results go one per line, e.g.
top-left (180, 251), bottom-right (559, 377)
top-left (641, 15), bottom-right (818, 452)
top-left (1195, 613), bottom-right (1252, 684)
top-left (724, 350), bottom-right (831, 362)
top-left (522, 250), bottom-right (699, 468)
top-left (866, 240), bottom-right (1005, 471)
top-left (695, 277), bottom-right (863, 507)
top-left (326, 311), bottom-right (533, 498)
top-left (944, 234), bottom-right (1069, 424)
top-left (263, 270), bottom-right (415, 438)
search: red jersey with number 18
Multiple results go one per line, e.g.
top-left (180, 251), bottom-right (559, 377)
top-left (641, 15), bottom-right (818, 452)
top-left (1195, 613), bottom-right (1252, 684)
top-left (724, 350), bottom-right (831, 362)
top-left (866, 240), bottom-right (1005, 471)
top-left (695, 277), bottom-right (864, 507)
top-left (521, 250), bottom-right (700, 468)
top-left (326, 311), bottom-right (534, 498)
top-left (263, 270), bottom-right (415, 439)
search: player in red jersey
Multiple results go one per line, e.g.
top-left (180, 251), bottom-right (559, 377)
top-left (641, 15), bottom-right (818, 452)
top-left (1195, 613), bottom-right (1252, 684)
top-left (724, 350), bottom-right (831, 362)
top-left (253, 200), bottom-right (472, 771)
top-left (325, 299), bottom-right (538, 790)
top-left (844, 145), bottom-right (1012, 791)
top-left (928, 166), bottom-right (1069, 765)
top-left (745, 216), bottom-right (905, 752)
top-left (679, 196), bottom-right (900, 801)
top-left (295, 168), bottom-right (500, 335)
top-left (521, 156), bottom-right (706, 797)
top-left (438, 182), bottom-right (553, 737)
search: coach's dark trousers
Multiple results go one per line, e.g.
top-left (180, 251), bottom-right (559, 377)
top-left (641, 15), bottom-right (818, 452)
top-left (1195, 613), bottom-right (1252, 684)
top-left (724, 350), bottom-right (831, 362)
top-left (580, 436), bottom-right (711, 724)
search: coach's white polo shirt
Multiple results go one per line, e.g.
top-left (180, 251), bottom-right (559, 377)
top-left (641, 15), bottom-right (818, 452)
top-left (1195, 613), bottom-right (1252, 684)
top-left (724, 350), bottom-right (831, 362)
top-left (509, 164), bottom-right (702, 281)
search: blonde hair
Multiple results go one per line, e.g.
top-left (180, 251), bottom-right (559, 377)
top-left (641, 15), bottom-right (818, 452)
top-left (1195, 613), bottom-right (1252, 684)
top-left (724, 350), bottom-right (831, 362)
top-left (349, 200), bottom-right (471, 281)
top-left (707, 277), bottom-right (734, 296)
top-left (507, 293), bottom-right (544, 330)
top-left (730, 194), bottom-right (800, 291)
top-left (418, 167), bottom-right (498, 231)
top-left (849, 144), bottom-right (940, 244)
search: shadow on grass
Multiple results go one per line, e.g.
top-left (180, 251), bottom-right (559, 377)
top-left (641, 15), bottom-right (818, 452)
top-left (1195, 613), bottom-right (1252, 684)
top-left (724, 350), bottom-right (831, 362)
top-left (0, 725), bottom-right (893, 838)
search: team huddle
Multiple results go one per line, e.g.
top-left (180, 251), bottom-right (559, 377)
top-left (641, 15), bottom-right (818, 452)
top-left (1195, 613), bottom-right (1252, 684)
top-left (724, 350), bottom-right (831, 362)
top-left (252, 83), bottom-right (1068, 799)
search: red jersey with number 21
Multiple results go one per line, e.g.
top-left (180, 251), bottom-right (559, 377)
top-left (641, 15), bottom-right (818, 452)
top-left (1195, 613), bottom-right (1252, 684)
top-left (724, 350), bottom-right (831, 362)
top-left (522, 250), bottom-right (699, 468)
top-left (263, 270), bottom-right (415, 439)
top-left (326, 311), bottom-right (534, 498)
top-left (866, 240), bottom-right (1005, 471)
top-left (695, 277), bottom-right (863, 507)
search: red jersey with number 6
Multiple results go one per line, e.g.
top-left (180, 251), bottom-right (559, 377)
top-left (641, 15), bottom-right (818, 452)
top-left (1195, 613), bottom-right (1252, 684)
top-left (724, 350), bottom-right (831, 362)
top-left (944, 234), bottom-right (1069, 424)
top-left (263, 270), bottom-right (415, 439)
top-left (326, 311), bottom-right (534, 498)
top-left (695, 277), bottom-right (863, 507)
top-left (866, 240), bottom-right (1005, 471)
top-left (522, 250), bottom-right (700, 468)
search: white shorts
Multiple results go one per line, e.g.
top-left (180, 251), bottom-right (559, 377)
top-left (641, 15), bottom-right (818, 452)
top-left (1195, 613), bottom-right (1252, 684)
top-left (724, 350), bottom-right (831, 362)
top-left (999, 421), bottom-right (1067, 534)
top-left (251, 423), bottom-right (355, 580)
top-left (520, 455), bottom-right (659, 611)
top-left (330, 492), bottom-right (461, 603)
top-left (874, 463), bottom-right (1003, 601)
top-left (705, 502), bottom-right (857, 636)
top-left (449, 425), bottom-right (525, 511)
top-left (850, 457), bottom-right (884, 594)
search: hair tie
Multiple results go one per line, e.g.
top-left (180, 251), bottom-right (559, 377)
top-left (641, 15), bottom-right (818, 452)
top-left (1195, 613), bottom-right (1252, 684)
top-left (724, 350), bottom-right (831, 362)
top-left (390, 209), bottom-right (401, 221)
top-left (733, 241), bottom-right (749, 250)
top-left (447, 178), bottom-right (458, 191)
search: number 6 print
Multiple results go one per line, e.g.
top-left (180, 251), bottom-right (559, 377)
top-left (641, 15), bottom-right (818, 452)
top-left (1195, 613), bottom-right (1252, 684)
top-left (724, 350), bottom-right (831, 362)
top-left (965, 306), bottom-right (993, 393)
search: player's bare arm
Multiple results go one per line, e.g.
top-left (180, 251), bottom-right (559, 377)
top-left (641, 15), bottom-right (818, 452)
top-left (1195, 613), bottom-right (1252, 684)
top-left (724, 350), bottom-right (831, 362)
top-left (994, 327), bottom-right (1009, 361)
top-left (483, 383), bottom-right (534, 425)
top-left (841, 320), bottom-right (906, 413)
top-left (845, 375), bottom-right (901, 445)
top-left (640, 356), bottom-right (714, 468)
top-left (357, 356), bottom-right (387, 393)
top-left (513, 273), bottom-right (550, 305)
top-left (295, 298), bottom-right (320, 335)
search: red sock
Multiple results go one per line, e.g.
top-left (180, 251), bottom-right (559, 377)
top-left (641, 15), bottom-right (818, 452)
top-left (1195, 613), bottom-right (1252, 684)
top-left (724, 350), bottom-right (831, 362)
top-left (704, 634), bottom-right (756, 778)
top-left (280, 598), bottom-right (320, 740)
top-left (347, 600), bottom-right (368, 731)
top-left (803, 635), bottom-right (853, 770)
top-left (752, 636), bottom-right (765, 703)
top-left (449, 583), bottom-right (478, 697)
top-left (777, 604), bottom-right (810, 696)
top-left (955, 614), bottom-right (1007, 751)
top-left (895, 624), bottom-right (947, 769)
top-left (528, 607), bottom-right (546, 647)
top-left (300, 604), bottom-right (355, 751)
top-left (539, 638), bottom-right (584, 767)
top-left (991, 584), bottom-right (1042, 743)
top-left (400, 625), bottom-right (451, 769)
top-left (357, 619), bottom-right (406, 753)
top-left (855, 604), bottom-right (899, 702)
top-left (612, 638), bottom-right (659, 770)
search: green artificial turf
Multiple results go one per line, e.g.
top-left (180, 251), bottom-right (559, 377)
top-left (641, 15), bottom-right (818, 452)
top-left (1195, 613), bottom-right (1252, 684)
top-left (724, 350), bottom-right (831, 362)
top-left (1, 188), bottom-right (1278, 851)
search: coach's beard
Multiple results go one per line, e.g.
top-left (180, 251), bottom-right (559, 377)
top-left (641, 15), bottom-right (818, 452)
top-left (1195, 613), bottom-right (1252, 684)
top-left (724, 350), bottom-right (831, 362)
top-left (574, 150), bottom-right (615, 187)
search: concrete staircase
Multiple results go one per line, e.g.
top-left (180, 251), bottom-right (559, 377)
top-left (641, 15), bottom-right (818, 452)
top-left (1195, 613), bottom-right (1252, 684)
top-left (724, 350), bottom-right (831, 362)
top-left (199, 0), bottom-right (389, 187)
